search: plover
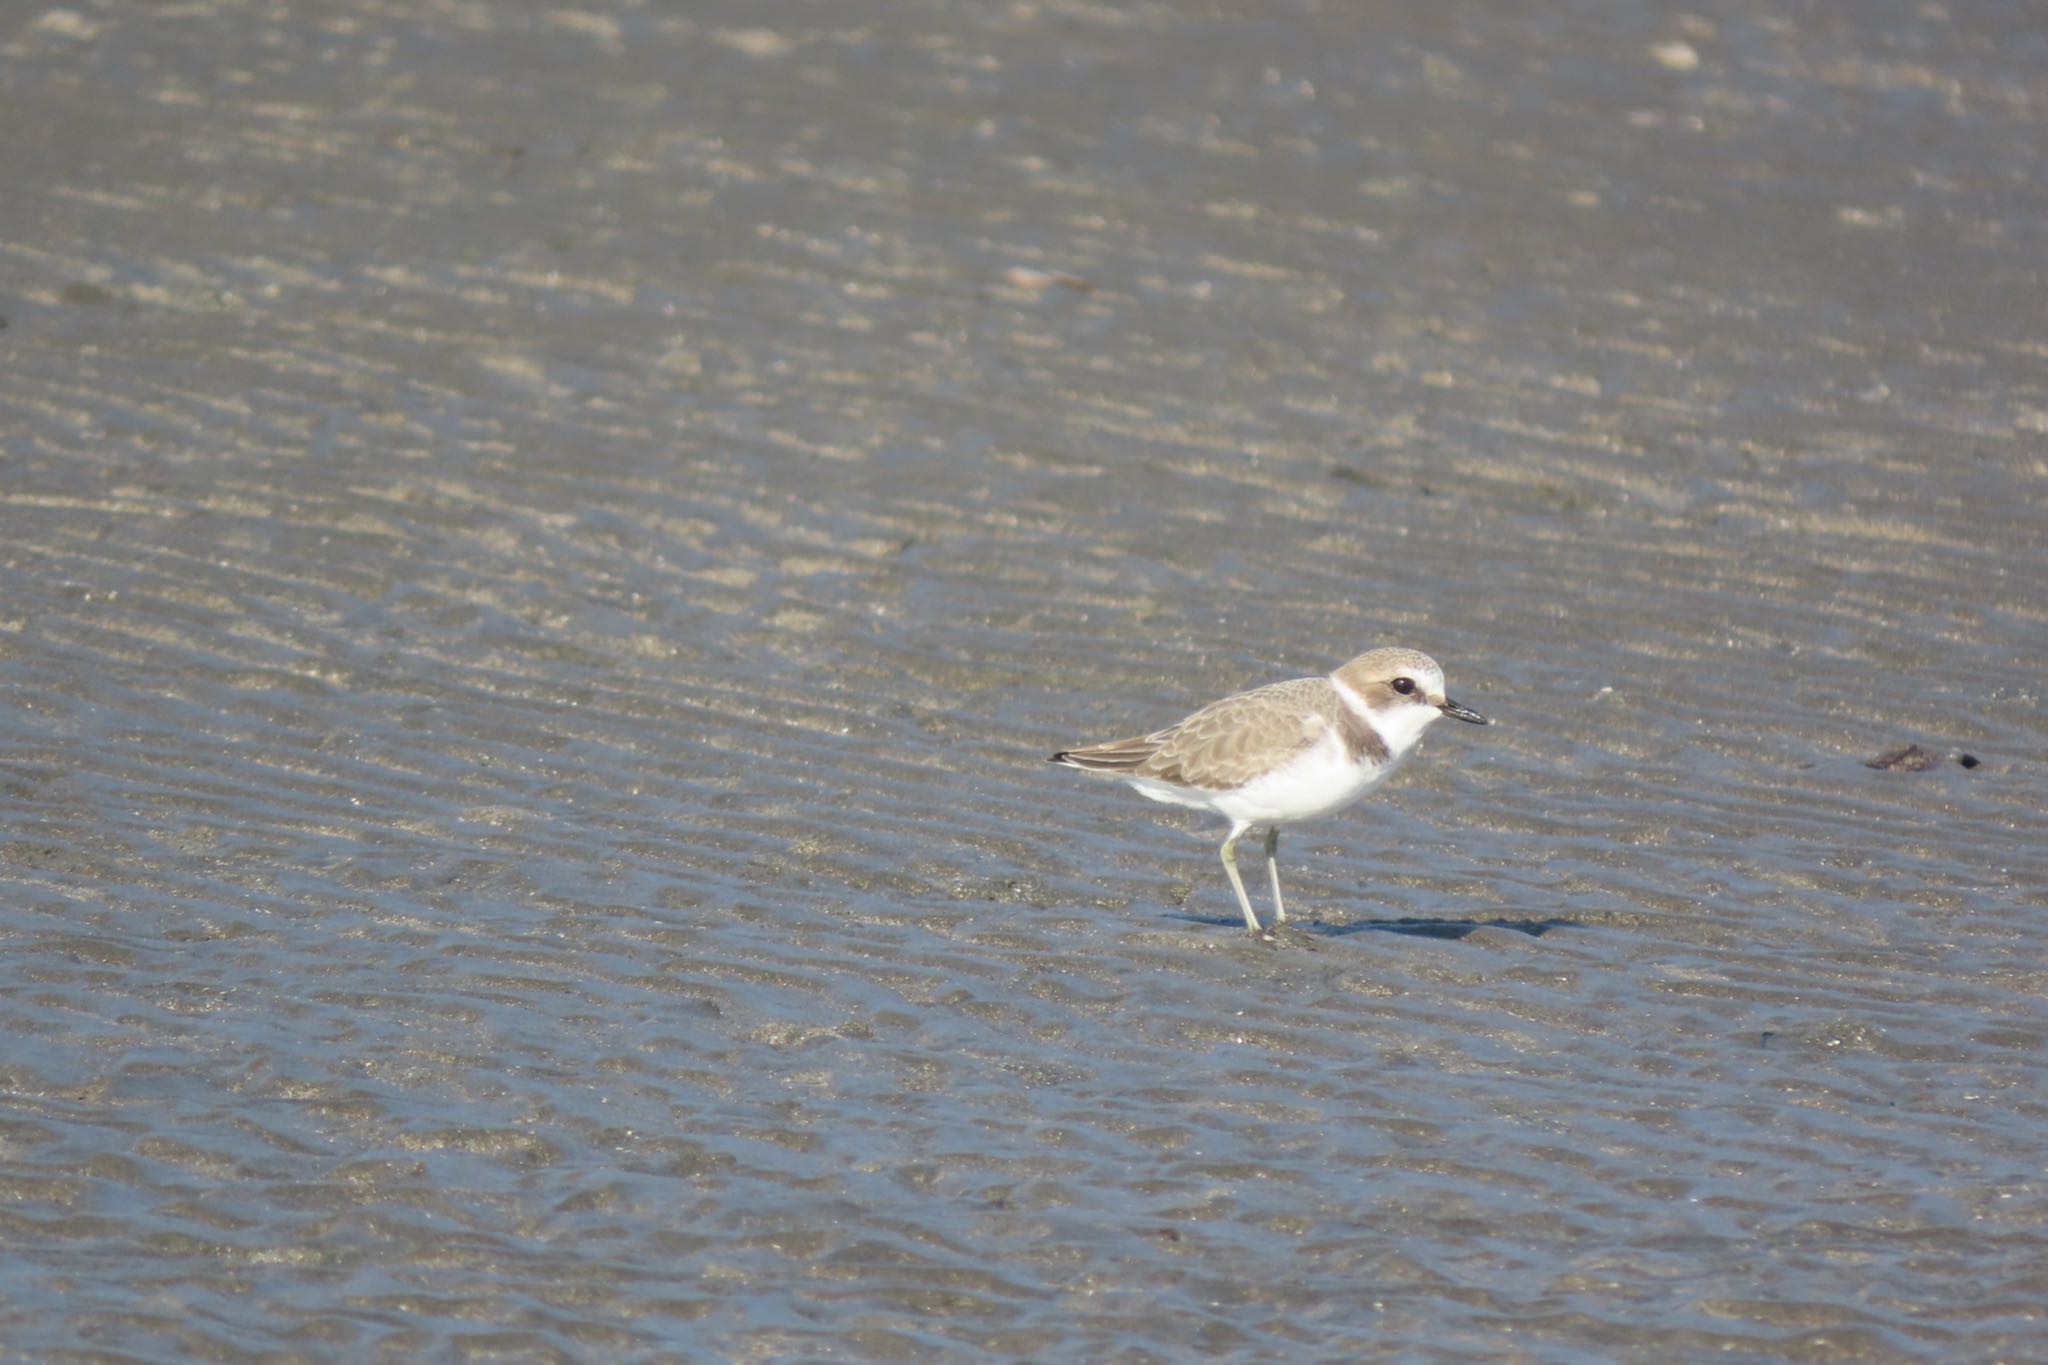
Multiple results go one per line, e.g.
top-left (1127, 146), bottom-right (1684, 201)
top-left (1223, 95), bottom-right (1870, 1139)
top-left (1051, 647), bottom-right (1489, 938)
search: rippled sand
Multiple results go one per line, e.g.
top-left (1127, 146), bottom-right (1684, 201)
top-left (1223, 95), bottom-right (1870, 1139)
top-left (3, 1), bottom-right (2044, 1359)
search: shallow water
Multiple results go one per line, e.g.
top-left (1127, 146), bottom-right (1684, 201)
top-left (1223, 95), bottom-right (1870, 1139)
top-left (2, 0), bottom-right (2044, 1360)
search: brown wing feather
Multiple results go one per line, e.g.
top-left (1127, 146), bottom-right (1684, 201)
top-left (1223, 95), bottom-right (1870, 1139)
top-left (1147, 679), bottom-right (1329, 789)
top-left (1056, 676), bottom-right (1346, 791)
top-left (1050, 733), bottom-right (1165, 773)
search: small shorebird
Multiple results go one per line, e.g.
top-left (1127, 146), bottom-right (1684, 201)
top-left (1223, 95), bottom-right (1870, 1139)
top-left (1051, 647), bottom-right (1489, 938)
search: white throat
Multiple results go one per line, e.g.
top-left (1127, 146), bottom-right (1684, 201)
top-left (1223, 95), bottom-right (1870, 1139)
top-left (1331, 675), bottom-right (1441, 759)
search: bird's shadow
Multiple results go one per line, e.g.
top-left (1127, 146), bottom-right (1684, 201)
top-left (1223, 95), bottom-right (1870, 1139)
top-left (1312, 914), bottom-right (1574, 940)
top-left (1163, 912), bottom-right (1576, 941)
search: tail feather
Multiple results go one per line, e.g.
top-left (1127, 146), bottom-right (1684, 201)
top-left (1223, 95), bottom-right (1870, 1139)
top-left (1050, 737), bottom-right (1159, 773)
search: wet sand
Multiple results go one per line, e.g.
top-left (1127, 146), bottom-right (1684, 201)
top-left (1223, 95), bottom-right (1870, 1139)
top-left (2, 0), bottom-right (2044, 1359)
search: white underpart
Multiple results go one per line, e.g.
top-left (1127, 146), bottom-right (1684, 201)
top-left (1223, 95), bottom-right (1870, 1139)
top-left (1210, 724), bottom-right (1397, 825)
top-left (1116, 675), bottom-right (1447, 828)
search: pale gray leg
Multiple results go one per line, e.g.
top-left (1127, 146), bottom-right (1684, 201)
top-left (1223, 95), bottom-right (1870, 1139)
top-left (1264, 827), bottom-right (1287, 924)
top-left (1218, 821), bottom-right (1263, 935)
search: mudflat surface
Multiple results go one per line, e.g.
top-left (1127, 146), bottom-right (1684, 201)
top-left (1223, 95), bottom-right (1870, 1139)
top-left (2, 2), bottom-right (2043, 1360)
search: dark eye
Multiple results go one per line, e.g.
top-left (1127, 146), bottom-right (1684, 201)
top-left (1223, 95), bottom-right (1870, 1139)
top-left (1390, 677), bottom-right (1416, 696)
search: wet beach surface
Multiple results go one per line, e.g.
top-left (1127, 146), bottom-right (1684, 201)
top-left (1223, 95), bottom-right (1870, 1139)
top-left (2, 1), bottom-right (2044, 1360)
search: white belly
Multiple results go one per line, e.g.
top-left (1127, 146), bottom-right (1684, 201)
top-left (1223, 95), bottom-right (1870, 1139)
top-left (1126, 730), bottom-right (1401, 828)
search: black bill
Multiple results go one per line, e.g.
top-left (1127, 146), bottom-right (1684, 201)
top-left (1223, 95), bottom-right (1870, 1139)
top-left (1439, 697), bottom-right (1490, 725)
